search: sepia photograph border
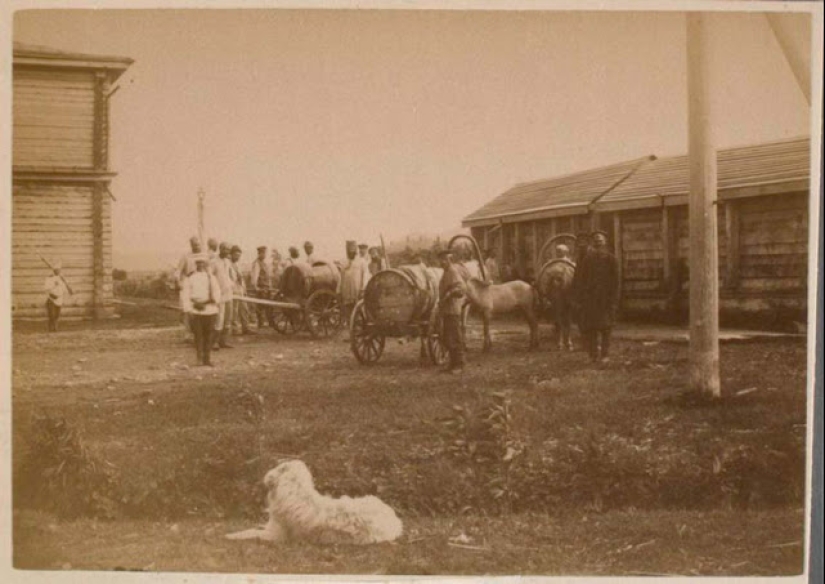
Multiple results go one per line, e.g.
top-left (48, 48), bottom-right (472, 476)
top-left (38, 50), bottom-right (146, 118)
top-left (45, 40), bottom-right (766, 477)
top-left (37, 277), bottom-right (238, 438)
top-left (1, 1), bottom-right (822, 583)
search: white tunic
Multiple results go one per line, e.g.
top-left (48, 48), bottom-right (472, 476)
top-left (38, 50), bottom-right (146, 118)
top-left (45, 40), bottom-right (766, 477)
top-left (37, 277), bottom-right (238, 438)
top-left (44, 275), bottom-right (68, 306)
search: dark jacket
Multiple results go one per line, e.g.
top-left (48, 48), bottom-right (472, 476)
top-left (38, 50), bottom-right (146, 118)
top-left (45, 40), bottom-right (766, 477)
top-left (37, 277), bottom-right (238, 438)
top-left (574, 248), bottom-right (620, 330)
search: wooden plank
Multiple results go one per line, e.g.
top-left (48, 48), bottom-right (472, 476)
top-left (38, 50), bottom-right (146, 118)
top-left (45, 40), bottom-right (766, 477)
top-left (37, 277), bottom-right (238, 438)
top-left (724, 201), bottom-right (740, 289)
top-left (613, 213), bottom-right (623, 302)
top-left (739, 263), bottom-right (806, 278)
top-left (739, 230), bottom-right (807, 246)
top-left (738, 277), bottom-right (806, 292)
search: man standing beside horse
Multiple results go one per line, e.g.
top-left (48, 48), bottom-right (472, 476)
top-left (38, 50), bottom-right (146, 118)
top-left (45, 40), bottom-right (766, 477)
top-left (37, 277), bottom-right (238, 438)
top-left (574, 231), bottom-right (620, 363)
top-left (438, 250), bottom-right (467, 374)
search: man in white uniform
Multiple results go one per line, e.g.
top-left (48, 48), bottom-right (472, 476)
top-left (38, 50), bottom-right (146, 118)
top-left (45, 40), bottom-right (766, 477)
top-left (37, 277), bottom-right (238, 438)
top-left (176, 236), bottom-right (202, 342)
top-left (44, 261), bottom-right (70, 332)
top-left (182, 254), bottom-right (222, 366)
top-left (211, 242), bottom-right (235, 349)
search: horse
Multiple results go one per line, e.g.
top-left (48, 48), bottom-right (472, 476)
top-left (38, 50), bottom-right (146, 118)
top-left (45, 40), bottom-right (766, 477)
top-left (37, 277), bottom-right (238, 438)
top-left (537, 259), bottom-right (576, 351)
top-left (459, 272), bottom-right (540, 353)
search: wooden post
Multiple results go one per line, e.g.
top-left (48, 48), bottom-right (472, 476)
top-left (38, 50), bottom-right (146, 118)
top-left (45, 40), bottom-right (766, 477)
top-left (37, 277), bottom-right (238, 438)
top-left (483, 227), bottom-right (490, 253)
top-left (92, 72), bottom-right (110, 319)
top-left (661, 204), bottom-right (671, 290)
top-left (513, 222), bottom-right (522, 279)
top-left (613, 213), bottom-right (623, 304)
top-left (687, 12), bottom-right (721, 398)
top-left (498, 220), bottom-right (505, 270)
top-left (531, 221), bottom-right (539, 278)
top-left (724, 200), bottom-right (740, 290)
top-left (197, 188), bottom-right (206, 248)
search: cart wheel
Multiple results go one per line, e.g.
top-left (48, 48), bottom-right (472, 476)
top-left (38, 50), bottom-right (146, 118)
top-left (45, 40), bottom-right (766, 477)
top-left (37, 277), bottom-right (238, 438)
top-left (306, 289), bottom-right (342, 338)
top-left (427, 306), bottom-right (449, 366)
top-left (273, 309), bottom-right (303, 335)
top-left (350, 300), bottom-right (385, 364)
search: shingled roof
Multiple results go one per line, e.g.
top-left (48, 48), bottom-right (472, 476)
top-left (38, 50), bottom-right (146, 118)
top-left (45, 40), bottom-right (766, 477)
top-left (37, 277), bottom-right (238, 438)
top-left (462, 136), bottom-right (811, 226)
top-left (13, 41), bottom-right (134, 76)
top-left (595, 136), bottom-right (811, 211)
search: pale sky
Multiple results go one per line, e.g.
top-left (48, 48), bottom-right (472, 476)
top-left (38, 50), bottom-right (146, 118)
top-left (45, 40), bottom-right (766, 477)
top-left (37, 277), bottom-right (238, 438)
top-left (12, 8), bottom-right (812, 269)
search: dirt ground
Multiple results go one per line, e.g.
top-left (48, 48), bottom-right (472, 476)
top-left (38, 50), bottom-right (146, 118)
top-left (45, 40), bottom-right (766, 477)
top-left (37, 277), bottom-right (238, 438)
top-left (9, 301), bottom-right (812, 576)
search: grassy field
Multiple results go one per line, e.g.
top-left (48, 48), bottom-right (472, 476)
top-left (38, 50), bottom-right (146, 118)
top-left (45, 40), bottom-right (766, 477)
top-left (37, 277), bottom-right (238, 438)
top-left (10, 303), bottom-right (810, 576)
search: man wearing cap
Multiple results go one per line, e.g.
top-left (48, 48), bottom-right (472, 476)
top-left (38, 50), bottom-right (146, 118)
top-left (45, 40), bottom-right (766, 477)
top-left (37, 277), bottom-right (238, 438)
top-left (304, 241), bottom-right (317, 266)
top-left (358, 243), bottom-right (370, 263)
top-left (251, 246), bottom-right (273, 329)
top-left (176, 236), bottom-right (203, 342)
top-left (368, 246), bottom-right (388, 276)
top-left (556, 243), bottom-right (572, 261)
top-left (438, 250), bottom-right (467, 374)
top-left (574, 231), bottom-right (620, 363)
top-left (286, 246), bottom-right (302, 266)
top-left (211, 242), bottom-right (235, 349)
top-left (337, 240), bottom-right (370, 327)
top-left (230, 245), bottom-right (253, 335)
top-left (44, 261), bottom-right (70, 332)
top-left (182, 254), bottom-right (222, 366)
top-left (207, 237), bottom-right (219, 262)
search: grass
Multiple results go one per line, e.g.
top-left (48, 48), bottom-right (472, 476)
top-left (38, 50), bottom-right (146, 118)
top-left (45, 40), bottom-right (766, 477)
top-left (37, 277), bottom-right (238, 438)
top-left (10, 311), bottom-right (811, 575)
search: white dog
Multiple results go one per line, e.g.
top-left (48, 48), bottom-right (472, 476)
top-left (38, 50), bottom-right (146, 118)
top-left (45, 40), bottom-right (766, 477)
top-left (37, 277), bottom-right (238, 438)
top-left (225, 460), bottom-right (403, 545)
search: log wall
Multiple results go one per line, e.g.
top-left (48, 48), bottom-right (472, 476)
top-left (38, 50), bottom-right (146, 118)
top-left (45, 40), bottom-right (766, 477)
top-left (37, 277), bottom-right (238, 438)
top-left (12, 62), bottom-right (119, 321)
top-left (13, 68), bottom-right (96, 169)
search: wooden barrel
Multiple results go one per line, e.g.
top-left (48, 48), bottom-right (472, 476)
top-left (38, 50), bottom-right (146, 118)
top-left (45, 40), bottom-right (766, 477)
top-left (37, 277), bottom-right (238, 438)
top-left (281, 262), bottom-right (340, 299)
top-left (363, 265), bottom-right (441, 324)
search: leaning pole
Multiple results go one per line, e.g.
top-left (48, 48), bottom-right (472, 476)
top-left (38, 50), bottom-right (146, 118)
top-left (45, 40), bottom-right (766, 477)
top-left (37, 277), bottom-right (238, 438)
top-left (686, 12), bottom-right (721, 398)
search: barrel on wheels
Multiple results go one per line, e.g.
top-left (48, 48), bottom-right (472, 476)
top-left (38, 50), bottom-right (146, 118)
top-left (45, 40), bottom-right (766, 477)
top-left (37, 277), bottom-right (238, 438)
top-left (276, 262), bottom-right (342, 338)
top-left (350, 264), bottom-right (448, 365)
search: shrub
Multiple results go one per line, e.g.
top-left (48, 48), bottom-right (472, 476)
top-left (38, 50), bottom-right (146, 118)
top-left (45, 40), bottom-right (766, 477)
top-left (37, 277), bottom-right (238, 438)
top-left (15, 415), bottom-right (121, 519)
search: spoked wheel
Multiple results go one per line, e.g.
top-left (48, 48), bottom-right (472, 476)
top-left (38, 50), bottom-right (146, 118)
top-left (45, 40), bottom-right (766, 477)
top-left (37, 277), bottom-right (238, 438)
top-left (426, 305), bottom-right (449, 366)
top-left (305, 289), bottom-right (342, 338)
top-left (350, 300), bottom-right (385, 364)
top-left (273, 309), bottom-right (304, 335)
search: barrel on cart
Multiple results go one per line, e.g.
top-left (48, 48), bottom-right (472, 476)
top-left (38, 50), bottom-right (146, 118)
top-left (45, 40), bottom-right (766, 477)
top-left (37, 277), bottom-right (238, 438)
top-left (269, 261), bottom-right (343, 338)
top-left (349, 264), bottom-right (451, 365)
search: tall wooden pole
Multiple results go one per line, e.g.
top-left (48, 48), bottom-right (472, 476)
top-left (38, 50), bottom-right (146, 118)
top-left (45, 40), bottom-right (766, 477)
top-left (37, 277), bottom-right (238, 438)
top-left (687, 13), bottom-right (721, 398)
top-left (197, 188), bottom-right (206, 248)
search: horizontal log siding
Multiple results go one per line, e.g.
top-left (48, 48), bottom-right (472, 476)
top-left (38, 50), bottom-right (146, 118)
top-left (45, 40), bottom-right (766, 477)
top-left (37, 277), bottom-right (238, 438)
top-left (737, 193), bottom-right (807, 292)
top-left (621, 209), bottom-right (664, 294)
top-left (11, 183), bottom-right (108, 318)
top-left (672, 206), bottom-right (728, 284)
top-left (13, 68), bottom-right (96, 169)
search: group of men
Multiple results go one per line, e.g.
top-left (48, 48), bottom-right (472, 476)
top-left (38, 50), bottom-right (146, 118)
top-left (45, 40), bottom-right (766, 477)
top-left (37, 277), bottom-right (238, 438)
top-left (435, 230), bottom-right (621, 373)
top-left (175, 236), bottom-right (250, 366)
top-left (174, 236), bottom-right (390, 365)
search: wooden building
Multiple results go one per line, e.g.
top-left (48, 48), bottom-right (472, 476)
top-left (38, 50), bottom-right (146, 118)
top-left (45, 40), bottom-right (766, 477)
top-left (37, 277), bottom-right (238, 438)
top-left (12, 42), bottom-right (133, 320)
top-left (462, 136), bottom-right (811, 320)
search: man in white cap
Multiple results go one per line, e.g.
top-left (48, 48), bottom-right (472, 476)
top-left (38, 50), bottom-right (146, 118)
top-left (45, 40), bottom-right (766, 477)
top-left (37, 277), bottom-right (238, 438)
top-left (337, 240), bottom-right (370, 328)
top-left (44, 260), bottom-right (70, 332)
top-left (251, 245), bottom-right (273, 328)
top-left (182, 253), bottom-right (222, 366)
top-left (211, 242), bottom-right (235, 349)
top-left (176, 236), bottom-right (202, 342)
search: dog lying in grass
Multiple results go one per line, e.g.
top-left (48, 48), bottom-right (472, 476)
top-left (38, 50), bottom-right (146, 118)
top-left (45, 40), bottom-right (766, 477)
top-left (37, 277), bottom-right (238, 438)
top-left (225, 460), bottom-right (403, 545)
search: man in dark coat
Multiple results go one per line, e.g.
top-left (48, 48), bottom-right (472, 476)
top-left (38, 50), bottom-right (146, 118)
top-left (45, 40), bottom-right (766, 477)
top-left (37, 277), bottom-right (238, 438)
top-left (574, 231), bottom-right (619, 363)
top-left (438, 250), bottom-right (467, 374)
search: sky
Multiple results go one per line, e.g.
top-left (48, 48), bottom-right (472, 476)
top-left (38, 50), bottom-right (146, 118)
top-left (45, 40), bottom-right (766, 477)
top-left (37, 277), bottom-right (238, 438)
top-left (12, 7), bottom-right (813, 270)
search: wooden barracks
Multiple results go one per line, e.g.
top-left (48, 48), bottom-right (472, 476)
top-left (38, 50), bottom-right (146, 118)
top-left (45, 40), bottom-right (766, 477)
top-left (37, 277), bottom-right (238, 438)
top-left (12, 42), bottom-right (133, 320)
top-left (463, 136), bottom-right (811, 322)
